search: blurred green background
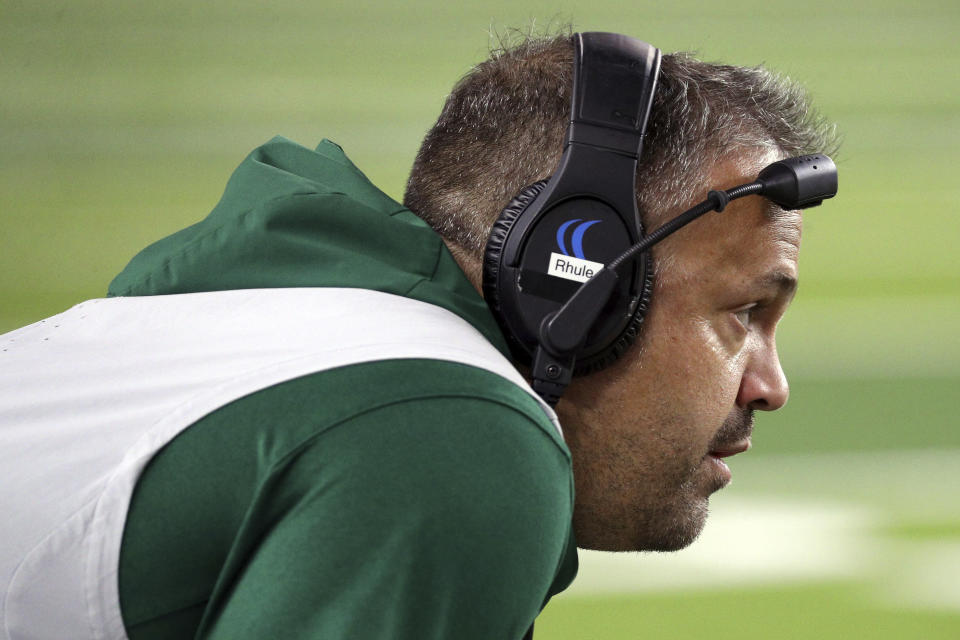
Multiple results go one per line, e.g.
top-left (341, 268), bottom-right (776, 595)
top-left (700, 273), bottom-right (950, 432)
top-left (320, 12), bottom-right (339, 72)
top-left (2, 0), bottom-right (958, 637)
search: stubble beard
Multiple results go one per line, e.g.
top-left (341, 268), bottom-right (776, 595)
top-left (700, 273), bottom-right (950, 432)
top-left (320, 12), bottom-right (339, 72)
top-left (573, 408), bottom-right (755, 553)
top-left (631, 477), bottom-right (710, 552)
top-left (641, 408), bottom-right (755, 552)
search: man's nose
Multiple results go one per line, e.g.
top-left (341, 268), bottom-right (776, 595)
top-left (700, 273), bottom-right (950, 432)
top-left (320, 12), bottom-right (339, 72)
top-left (737, 339), bottom-right (789, 411)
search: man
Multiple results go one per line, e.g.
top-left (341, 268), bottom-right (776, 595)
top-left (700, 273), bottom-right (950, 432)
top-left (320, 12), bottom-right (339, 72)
top-left (0, 32), bottom-right (837, 640)
top-left (405, 37), bottom-right (837, 552)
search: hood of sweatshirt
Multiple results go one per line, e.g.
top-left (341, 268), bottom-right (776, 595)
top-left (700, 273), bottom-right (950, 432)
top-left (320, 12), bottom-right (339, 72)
top-left (108, 136), bottom-right (509, 355)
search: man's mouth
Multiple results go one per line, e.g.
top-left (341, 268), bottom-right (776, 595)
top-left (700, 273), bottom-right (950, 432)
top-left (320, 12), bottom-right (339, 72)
top-left (705, 410), bottom-right (755, 487)
top-left (708, 439), bottom-right (752, 459)
top-left (706, 438), bottom-right (752, 487)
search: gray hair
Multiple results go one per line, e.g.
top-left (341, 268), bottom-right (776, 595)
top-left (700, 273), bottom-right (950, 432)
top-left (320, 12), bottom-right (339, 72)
top-left (404, 34), bottom-right (839, 253)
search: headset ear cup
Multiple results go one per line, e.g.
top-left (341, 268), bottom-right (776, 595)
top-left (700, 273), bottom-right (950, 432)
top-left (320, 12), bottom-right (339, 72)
top-left (483, 178), bottom-right (655, 373)
top-left (481, 179), bottom-right (549, 351)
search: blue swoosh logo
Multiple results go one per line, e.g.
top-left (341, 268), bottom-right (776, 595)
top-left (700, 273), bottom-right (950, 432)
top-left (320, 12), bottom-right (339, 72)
top-left (556, 219), bottom-right (581, 257)
top-left (571, 220), bottom-right (602, 259)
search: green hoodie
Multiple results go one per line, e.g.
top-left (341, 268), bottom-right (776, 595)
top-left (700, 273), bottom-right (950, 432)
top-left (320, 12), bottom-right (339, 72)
top-left (113, 137), bottom-right (577, 640)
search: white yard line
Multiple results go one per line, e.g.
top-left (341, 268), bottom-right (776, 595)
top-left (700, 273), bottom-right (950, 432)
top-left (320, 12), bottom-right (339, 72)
top-left (560, 449), bottom-right (960, 611)
top-left (566, 497), bottom-right (878, 595)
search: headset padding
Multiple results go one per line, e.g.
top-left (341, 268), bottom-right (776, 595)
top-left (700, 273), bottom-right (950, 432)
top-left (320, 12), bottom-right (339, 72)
top-left (482, 179), bottom-right (549, 361)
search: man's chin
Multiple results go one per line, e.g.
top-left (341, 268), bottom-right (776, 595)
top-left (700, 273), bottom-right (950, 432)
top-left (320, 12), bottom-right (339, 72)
top-left (641, 503), bottom-right (709, 552)
top-left (575, 497), bottom-right (711, 553)
top-left (634, 472), bottom-right (717, 551)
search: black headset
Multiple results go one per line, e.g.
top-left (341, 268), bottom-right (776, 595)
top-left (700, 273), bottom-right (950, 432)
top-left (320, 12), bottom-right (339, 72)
top-left (481, 32), bottom-right (838, 407)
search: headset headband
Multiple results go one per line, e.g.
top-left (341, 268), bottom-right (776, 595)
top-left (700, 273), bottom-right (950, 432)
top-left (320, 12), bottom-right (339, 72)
top-left (569, 33), bottom-right (659, 155)
top-left (482, 33), bottom-right (661, 406)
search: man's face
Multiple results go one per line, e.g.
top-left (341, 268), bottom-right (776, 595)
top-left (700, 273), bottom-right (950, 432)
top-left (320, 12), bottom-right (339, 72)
top-left (559, 150), bottom-right (801, 552)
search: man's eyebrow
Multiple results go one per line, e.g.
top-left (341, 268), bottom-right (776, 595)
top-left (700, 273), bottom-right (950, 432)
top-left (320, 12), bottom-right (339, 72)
top-left (757, 271), bottom-right (798, 300)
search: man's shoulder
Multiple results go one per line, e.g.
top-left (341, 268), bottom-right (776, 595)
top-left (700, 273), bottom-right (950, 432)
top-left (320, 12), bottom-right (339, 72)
top-left (121, 358), bottom-right (575, 638)
top-left (210, 357), bottom-right (568, 464)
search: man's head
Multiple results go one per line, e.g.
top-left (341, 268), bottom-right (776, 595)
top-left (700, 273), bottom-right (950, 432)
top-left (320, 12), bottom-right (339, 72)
top-left (404, 33), bottom-right (838, 552)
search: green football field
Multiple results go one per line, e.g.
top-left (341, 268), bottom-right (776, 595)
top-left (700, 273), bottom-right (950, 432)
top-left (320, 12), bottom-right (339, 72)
top-left (2, 0), bottom-right (958, 637)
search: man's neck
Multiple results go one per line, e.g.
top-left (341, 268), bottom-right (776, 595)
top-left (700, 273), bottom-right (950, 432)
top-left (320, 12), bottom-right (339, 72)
top-left (443, 240), bottom-right (484, 297)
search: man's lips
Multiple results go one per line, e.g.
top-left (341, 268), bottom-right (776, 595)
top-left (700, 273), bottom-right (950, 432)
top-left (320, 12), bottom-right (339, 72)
top-left (706, 410), bottom-right (754, 487)
top-left (706, 438), bottom-right (751, 488)
top-left (709, 438), bottom-right (752, 459)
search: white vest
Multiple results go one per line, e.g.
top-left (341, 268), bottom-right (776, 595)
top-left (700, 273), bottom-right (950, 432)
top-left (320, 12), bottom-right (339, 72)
top-left (0, 288), bottom-right (558, 640)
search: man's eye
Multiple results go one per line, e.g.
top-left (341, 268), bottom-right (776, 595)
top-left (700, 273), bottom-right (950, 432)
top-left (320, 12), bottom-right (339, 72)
top-left (734, 306), bottom-right (755, 327)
